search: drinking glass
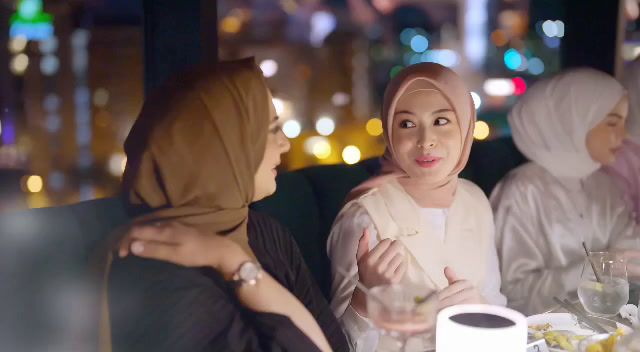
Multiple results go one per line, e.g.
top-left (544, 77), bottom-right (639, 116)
top-left (578, 252), bottom-right (629, 317)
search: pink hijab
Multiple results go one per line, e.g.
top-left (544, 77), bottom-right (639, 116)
top-left (346, 63), bottom-right (476, 207)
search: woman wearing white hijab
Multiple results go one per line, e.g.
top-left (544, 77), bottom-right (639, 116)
top-left (328, 63), bottom-right (505, 351)
top-left (491, 68), bottom-right (640, 315)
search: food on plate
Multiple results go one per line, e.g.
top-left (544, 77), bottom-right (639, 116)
top-left (528, 323), bottom-right (589, 351)
top-left (530, 323), bottom-right (553, 332)
top-left (585, 328), bottom-right (626, 352)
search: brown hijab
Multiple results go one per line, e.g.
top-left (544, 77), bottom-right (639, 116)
top-left (345, 63), bottom-right (476, 207)
top-left (122, 57), bottom-right (270, 253)
top-left (97, 58), bottom-right (270, 351)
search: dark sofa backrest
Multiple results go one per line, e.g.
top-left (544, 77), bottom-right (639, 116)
top-left (0, 197), bottom-right (130, 350)
top-left (0, 137), bottom-right (526, 334)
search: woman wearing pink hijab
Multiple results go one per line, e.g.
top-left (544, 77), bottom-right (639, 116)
top-left (327, 63), bottom-right (506, 351)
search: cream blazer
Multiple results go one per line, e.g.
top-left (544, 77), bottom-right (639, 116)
top-left (327, 178), bottom-right (500, 351)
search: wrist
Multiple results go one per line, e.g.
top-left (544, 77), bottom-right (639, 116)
top-left (216, 252), bottom-right (253, 279)
top-left (227, 260), bottom-right (263, 288)
top-left (350, 287), bottom-right (368, 317)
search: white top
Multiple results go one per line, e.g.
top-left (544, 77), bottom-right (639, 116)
top-left (491, 162), bottom-right (640, 315)
top-left (328, 179), bottom-right (506, 351)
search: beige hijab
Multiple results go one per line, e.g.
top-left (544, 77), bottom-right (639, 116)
top-left (96, 58), bottom-right (271, 351)
top-left (346, 63), bottom-right (476, 207)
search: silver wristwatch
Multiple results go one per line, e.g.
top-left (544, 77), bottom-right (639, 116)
top-left (229, 261), bottom-right (263, 288)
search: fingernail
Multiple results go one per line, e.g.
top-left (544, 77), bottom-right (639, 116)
top-left (131, 241), bottom-right (144, 254)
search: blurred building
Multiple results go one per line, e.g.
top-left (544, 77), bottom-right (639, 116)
top-left (0, 0), bottom-right (142, 210)
top-left (1, 0), bottom-right (636, 211)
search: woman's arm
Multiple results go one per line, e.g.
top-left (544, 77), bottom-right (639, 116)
top-left (118, 222), bottom-right (332, 352)
top-left (234, 271), bottom-right (332, 352)
top-left (109, 256), bottom-right (321, 352)
top-left (256, 212), bottom-right (350, 351)
top-left (327, 203), bottom-right (408, 351)
top-left (327, 204), bottom-right (379, 351)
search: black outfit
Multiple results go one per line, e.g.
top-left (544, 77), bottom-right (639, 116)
top-left (108, 210), bottom-right (348, 352)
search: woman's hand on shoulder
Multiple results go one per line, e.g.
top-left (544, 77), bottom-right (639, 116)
top-left (117, 222), bottom-right (252, 277)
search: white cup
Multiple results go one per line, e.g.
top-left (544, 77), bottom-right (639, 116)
top-left (436, 304), bottom-right (528, 352)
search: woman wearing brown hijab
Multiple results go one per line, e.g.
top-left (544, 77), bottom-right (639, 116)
top-left (105, 59), bottom-right (347, 352)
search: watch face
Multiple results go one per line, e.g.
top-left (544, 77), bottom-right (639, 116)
top-left (239, 261), bottom-right (259, 281)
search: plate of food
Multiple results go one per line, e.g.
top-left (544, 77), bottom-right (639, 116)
top-left (527, 313), bottom-right (632, 352)
top-left (578, 332), bottom-right (626, 352)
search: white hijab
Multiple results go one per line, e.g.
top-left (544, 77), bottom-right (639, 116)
top-left (508, 68), bottom-right (625, 179)
top-left (623, 58), bottom-right (640, 143)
